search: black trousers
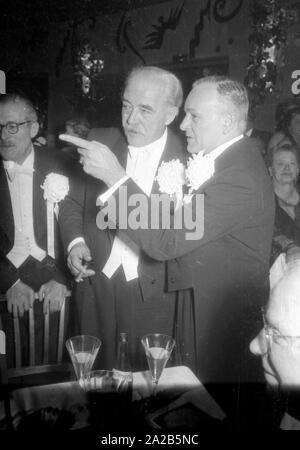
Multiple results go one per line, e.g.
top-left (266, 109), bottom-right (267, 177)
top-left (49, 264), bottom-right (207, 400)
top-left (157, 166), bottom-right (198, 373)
top-left (113, 267), bottom-right (177, 371)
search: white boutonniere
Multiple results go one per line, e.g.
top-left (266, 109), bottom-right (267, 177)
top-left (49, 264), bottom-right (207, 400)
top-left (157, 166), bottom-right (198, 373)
top-left (156, 159), bottom-right (186, 195)
top-left (156, 159), bottom-right (186, 209)
top-left (185, 152), bottom-right (215, 193)
top-left (41, 173), bottom-right (69, 258)
top-left (183, 152), bottom-right (215, 204)
top-left (41, 173), bottom-right (69, 203)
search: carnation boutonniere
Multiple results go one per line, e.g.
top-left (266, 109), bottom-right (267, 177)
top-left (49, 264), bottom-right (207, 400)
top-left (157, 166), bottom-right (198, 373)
top-left (156, 159), bottom-right (186, 209)
top-left (184, 152), bottom-right (215, 202)
top-left (41, 173), bottom-right (69, 258)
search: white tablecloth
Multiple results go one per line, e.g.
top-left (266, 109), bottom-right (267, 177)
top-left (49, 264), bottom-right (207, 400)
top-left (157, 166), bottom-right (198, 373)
top-left (0, 366), bottom-right (225, 429)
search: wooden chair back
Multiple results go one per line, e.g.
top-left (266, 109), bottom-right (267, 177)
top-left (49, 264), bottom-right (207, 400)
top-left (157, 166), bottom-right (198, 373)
top-left (0, 330), bottom-right (13, 430)
top-left (0, 294), bottom-right (73, 386)
top-left (0, 330), bottom-right (7, 384)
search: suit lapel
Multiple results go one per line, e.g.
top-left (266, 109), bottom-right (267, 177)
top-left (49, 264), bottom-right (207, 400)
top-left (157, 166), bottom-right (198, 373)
top-left (152, 129), bottom-right (187, 194)
top-left (112, 133), bottom-right (128, 168)
top-left (160, 130), bottom-right (186, 164)
top-left (194, 137), bottom-right (248, 194)
top-left (33, 149), bottom-right (47, 249)
top-left (0, 163), bottom-right (14, 245)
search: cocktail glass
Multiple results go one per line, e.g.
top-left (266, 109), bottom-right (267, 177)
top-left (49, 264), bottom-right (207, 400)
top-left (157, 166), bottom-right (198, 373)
top-left (65, 335), bottom-right (101, 389)
top-left (141, 333), bottom-right (175, 396)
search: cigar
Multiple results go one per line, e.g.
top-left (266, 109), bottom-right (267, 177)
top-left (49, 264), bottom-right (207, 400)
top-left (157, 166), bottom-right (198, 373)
top-left (75, 260), bottom-right (94, 284)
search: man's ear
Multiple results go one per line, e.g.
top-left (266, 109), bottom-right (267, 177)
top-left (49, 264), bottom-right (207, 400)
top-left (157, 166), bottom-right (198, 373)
top-left (268, 166), bottom-right (273, 177)
top-left (30, 121), bottom-right (39, 139)
top-left (165, 106), bottom-right (179, 126)
top-left (222, 112), bottom-right (234, 135)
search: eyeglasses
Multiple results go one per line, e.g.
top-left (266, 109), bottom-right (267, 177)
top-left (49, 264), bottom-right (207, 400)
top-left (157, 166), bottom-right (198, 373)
top-left (0, 121), bottom-right (32, 135)
top-left (260, 310), bottom-right (300, 355)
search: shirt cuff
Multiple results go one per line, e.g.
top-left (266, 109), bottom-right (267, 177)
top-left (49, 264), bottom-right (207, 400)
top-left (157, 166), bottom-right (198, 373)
top-left (10, 279), bottom-right (21, 289)
top-left (68, 237), bottom-right (85, 254)
top-left (96, 175), bottom-right (129, 206)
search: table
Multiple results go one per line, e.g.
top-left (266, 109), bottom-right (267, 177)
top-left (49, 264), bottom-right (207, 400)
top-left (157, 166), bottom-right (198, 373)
top-left (0, 366), bottom-right (225, 430)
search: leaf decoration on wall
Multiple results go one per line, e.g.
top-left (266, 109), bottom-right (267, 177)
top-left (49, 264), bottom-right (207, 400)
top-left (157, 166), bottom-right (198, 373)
top-left (213, 0), bottom-right (243, 23)
top-left (189, 0), bottom-right (211, 58)
top-left (116, 12), bottom-right (146, 64)
top-left (189, 0), bottom-right (244, 58)
top-left (143, 0), bottom-right (186, 50)
top-left (116, 12), bottom-right (127, 53)
top-left (124, 20), bottom-right (146, 64)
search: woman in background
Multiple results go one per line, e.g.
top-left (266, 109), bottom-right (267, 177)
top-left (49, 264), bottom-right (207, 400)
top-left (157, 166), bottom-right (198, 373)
top-left (268, 101), bottom-right (300, 157)
top-left (268, 143), bottom-right (300, 265)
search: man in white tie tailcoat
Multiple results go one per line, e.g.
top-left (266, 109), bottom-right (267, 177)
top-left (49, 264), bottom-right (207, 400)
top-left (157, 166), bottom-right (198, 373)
top-left (61, 66), bottom-right (186, 370)
top-left (61, 76), bottom-right (276, 429)
top-left (0, 93), bottom-right (72, 367)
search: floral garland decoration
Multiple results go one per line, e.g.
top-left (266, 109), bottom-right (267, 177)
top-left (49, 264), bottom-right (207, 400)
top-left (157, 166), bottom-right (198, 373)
top-left (245, 0), bottom-right (297, 106)
top-left (74, 42), bottom-right (105, 99)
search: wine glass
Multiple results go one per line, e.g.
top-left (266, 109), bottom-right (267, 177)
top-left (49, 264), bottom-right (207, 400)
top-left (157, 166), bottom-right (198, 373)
top-left (65, 335), bottom-right (101, 389)
top-left (141, 333), bottom-right (175, 396)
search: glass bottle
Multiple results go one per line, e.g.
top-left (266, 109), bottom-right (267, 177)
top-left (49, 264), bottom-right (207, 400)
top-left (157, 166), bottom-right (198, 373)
top-left (114, 332), bottom-right (133, 395)
top-left (114, 333), bottom-right (133, 426)
top-left (115, 332), bottom-right (132, 373)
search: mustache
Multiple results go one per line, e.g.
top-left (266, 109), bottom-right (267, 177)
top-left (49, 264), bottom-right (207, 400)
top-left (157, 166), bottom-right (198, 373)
top-left (0, 141), bottom-right (14, 147)
top-left (124, 128), bottom-right (138, 133)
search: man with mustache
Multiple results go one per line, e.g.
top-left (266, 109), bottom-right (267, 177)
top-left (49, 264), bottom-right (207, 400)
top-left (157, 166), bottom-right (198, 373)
top-left (250, 260), bottom-right (300, 429)
top-left (61, 66), bottom-right (186, 369)
top-left (61, 75), bottom-right (275, 428)
top-left (0, 93), bottom-right (71, 317)
top-left (0, 93), bottom-right (72, 366)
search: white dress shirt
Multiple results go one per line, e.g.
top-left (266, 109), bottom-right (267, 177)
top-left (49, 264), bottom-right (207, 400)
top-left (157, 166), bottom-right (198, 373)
top-left (101, 129), bottom-right (167, 281)
top-left (4, 149), bottom-right (46, 269)
top-left (204, 134), bottom-right (244, 160)
top-left (185, 134), bottom-right (244, 194)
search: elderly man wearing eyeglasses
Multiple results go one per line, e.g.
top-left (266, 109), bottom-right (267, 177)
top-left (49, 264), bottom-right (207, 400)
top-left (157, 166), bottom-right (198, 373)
top-left (250, 261), bottom-right (300, 429)
top-left (0, 93), bottom-right (71, 319)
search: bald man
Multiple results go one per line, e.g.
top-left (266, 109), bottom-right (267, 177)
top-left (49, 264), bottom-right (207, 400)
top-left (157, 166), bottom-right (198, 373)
top-left (250, 260), bottom-right (300, 429)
